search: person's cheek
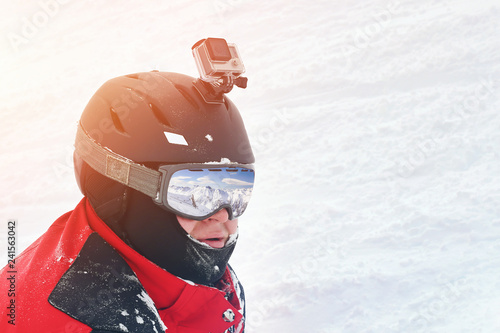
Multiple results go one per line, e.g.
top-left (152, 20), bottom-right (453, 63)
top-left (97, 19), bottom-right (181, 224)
top-left (227, 219), bottom-right (239, 234)
top-left (176, 216), bottom-right (197, 234)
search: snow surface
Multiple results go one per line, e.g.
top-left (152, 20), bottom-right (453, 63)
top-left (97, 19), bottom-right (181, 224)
top-left (1, 0), bottom-right (500, 332)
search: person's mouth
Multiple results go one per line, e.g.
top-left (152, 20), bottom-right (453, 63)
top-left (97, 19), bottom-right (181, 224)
top-left (199, 236), bottom-right (226, 248)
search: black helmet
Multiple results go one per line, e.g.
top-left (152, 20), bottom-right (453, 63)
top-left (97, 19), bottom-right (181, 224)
top-left (74, 71), bottom-right (254, 219)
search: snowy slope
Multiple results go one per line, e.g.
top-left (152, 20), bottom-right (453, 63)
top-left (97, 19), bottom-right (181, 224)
top-left (1, 0), bottom-right (500, 332)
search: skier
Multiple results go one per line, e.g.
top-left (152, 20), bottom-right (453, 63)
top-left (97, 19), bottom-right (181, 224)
top-left (1, 38), bottom-right (254, 332)
top-left (191, 194), bottom-right (198, 208)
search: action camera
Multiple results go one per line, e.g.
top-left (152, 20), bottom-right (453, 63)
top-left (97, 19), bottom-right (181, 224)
top-left (192, 38), bottom-right (245, 82)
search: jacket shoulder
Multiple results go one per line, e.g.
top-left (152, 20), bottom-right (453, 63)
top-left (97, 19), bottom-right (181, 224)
top-left (49, 232), bottom-right (167, 332)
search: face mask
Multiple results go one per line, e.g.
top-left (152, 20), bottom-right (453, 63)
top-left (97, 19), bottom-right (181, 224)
top-left (119, 189), bottom-right (237, 286)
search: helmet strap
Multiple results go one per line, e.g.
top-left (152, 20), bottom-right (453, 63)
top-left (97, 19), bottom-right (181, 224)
top-left (84, 162), bottom-right (130, 227)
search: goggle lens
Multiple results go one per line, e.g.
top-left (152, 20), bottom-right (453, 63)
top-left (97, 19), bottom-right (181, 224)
top-left (162, 165), bottom-right (255, 220)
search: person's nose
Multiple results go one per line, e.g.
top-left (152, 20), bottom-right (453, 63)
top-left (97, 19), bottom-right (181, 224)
top-left (204, 208), bottom-right (230, 223)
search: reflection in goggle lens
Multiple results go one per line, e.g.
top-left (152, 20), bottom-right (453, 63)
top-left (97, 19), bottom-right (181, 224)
top-left (167, 167), bottom-right (255, 219)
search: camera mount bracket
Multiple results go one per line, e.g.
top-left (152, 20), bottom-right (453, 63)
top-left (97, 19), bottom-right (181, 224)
top-left (192, 38), bottom-right (248, 104)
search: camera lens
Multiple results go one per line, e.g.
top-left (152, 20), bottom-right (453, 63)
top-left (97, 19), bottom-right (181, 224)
top-left (206, 38), bottom-right (232, 61)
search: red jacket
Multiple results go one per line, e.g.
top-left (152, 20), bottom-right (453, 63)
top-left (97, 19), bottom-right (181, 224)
top-left (1, 198), bottom-right (245, 333)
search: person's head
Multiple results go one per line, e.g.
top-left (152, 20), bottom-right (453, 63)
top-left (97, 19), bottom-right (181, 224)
top-left (73, 70), bottom-right (255, 285)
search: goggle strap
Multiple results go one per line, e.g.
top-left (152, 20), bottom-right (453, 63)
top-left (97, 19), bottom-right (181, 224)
top-left (75, 124), bottom-right (161, 199)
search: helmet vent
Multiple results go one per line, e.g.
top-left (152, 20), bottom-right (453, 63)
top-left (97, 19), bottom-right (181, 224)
top-left (110, 107), bottom-right (126, 133)
top-left (174, 84), bottom-right (200, 111)
top-left (149, 103), bottom-right (172, 128)
top-left (125, 73), bottom-right (140, 80)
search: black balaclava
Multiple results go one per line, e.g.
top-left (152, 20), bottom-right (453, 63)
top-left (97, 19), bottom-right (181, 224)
top-left (109, 187), bottom-right (237, 286)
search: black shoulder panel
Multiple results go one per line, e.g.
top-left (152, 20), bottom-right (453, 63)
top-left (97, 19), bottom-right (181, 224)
top-left (48, 233), bottom-right (165, 332)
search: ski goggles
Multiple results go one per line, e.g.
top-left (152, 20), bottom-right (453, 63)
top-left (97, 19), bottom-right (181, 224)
top-left (154, 163), bottom-right (255, 220)
top-left (74, 125), bottom-right (255, 221)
